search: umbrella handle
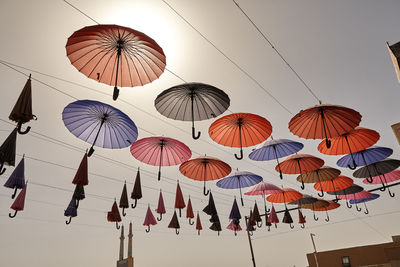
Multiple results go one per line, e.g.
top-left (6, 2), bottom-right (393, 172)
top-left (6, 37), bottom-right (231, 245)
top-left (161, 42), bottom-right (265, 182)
top-left (346, 201), bottom-right (352, 209)
top-left (256, 221), bottom-right (262, 228)
top-left (17, 121), bottom-right (31, 135)
top-left (189, 218), bottom-right (194, 225)
top-left (158, 170), bottom-right (161, 181)
top-left (267, 226), bottom-right (270, 231)
top-left (348, 163), bottom-right (357, 170)
top-left (300, 180), bottom-right (305, 190)
top-left (356, 204), bottom-right (361, 212)
top-left (66, 217), bottom-right (72, 225)
top-left (318, 190), bottom-right (324, 197)
top-left (203, 186), bottom-right (210, 196)
top-left (0, 162), bottom-right (6, 175)
top-left (366, 176), bottom-right (373, 183)
top-left (325, 139), bottom-right (331, 149)
top-left (11, 187), bottom-right (18, 199)
top-left (325, 211), bottom-right (330, 222)
top-left (388, 188), bottom-right (395, 198)
top-left (234, 148), bottom-right (243, 160)
top-left (289, 223), bottom-right (294, 229)
top-left (364, 204), bottom-right (369, 215)
top-left (301, 223), bottom-right (305, 229)
top-left (240, 196), bottom-right (244, 207)
top-left (116, 222), bottom-right (120, 230)
top-left (175, 228), bottom-right (180, 235)
top-left (122, 208), bottom-right (126, 217)
top-left (145, 225), bottom-right (151, 233)
top-left (274, 223), bottom-right (277, 229)
top-left (88, 146), bottom-right (95, 157)
top-left (113, 86), bottom-right (120, 101)
top-left (192, 127), bottom-right (201, 140)
top-left (313, 213), bottom-right (318, 221)
top-left (8, 210), bottom-right (18, 218)
top-left (218, 231), bottom-right (220, 236)
top-left (131, 199), bottom-right (138, 209)
top-left (157, 213), bottom-right (163, 221)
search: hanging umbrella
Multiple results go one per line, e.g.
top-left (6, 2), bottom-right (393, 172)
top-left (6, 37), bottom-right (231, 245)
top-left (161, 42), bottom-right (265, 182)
top-left (131, 168), bottom-right (142, 208)
top-left (289, 104), bottom-right (362, 148)
top-left (66, 24), bottom-right (166, 100)
top-left (229, 197), bottom-right (241, 227)
top-left (203, 191), bottom-right (217, 216)
top-left (314, 175), bottom-right (353, 201)
top-left (73, 184), bottom-right (85, 208)
top-left (119, 181), bottom-right (129, 216)
top-left (227, 220), bottom-right (242, 236)
top-left (175, 181), bottom-right (186, 217)
top-left (288, 194), bottom-right (318, 222)
top-left (338, 190), bottom-right (371, 211)
top-left (72, 152), bottom-right (88, 186)
top-left (186, 197), bottom-right (194, 225)
top-left (353, 159), bottom-right (400, 193)
top-left (9, 74), bottom-right (36, 134)
top-left (180, 156), bottom-right (231, 196)
top-left (327, 185), bottom-right (364, 209)
top-left (337, 146), bottom-right (393, 172)
top-left (107, 200), bottom-right (122, 229)
top-left (282, 208), bottom-right (294, 229)
top-left (216, 171), bottom-right (263, 206)
top-left (168, 210), bottom-right (180, 235)
top-left (209, 113), bottom-right (272, 160)
top-left (312, 200), bottom-right (340, 222)
top-left (155, 189), bottom-right (166, 221)
top-left (155, 82), bottom-right (230, 139)
top-left (349, 194), bottom-right (380, 215)
top-left (0, 128), bottom-right (17, 175)
top-left (298, 209), bottom-right (306, 228)
top-left (130, 136), bottom-right (191, 181)
top-left (267, 205), bottom-right (279, 229)
top-left (267, 188), bottom-right (303, 204)
top-left (9, 182), bottom-right (27, 218)
top-left (143, 204), bottom-right (157, 233)
top-left (64, 197), bottom-right (78, 225)
top-left (297, 166), bottom-right (341, 197)
top-left (278, 154), bottom-right (324, 189)
top-left (252, 201), bottom-right (263, 228)
top-left (246, 211), bottom-right (256, 235)
top-left (318, 127), bottom-right (380, 169)
top-left (196, 212), bottom-right (202, 235)
top-left (209, 214), bottom-right (222, 235)
top-left (362, 170), bottom-right (400, 198)
top-left (4, 156), bottom-right (26, 199)
top-left (62, 99), bottom-right (138, 157)
top-left (249, 138), bottom-right (303, 179)
top-left (300, 199), bottom-right (330, 221)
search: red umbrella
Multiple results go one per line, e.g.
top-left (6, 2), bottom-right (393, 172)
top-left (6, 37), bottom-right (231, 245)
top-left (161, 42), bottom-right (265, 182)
top-left (227, 220), bottom-right (242, 236)
top-left (9, 182), bottom-right (27, 218)
top-left (72, 152), bottom-right (88, 186)
top-left (130, 136), bottom-right (191, 181)
top-left (209, 113), bottom-right (272, 160)
top-left (314, 175), bottom-right (353, 193)
top-left (179, 156), bottom-right (231, 196)
top-left (267, 205), bottom-right (279, 229)
top-left (107, 200), bottom-right (122, 229)
top-left (298, 209), bottom-right (306, 228)
top-left (196, 212), bottom-right (202, 235)
top-left (186, 196), bottom-right (194, 225)
top-left (143, 204), bottom-right (157, 233)
top-left (267, 188), bottom-right (303, 204)
top-left (312, 200), bottom-right (340, 222)
top-left (66, 24), bottom-right (166, 100)
top-left (289, 104), bottom-right (361, 148)
top-left (278, 154), bottom-right (324, 189)
top-left (155, 189), bottom-right (166, 221)
top-left (175, 181), bottom-right (186, 217)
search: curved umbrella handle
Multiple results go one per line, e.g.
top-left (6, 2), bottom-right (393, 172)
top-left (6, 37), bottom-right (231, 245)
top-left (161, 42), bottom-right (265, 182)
top-left (145, 225), bottom-right (151, 233)
top-left (17, 122), bottom-right (31, 135)
top-left (116, 222), bottom-right (120, 230)
top-left (157, 213), bottom-right (163, 221)
top-left (9, 210), bottom-right (18, 218)
top-left (189, 218), bottom-right (194, 225)
top-left (346, 201), bottom-right (352, 209)
top-left (11, 187), bottom-right (18, 199)
top-left (88, 146), bottom-right (95, 157)
top-left (325, 139), bottom-right (331, 149)
top-left (313, 213), bottom-right (319, 221)
top-left (0, 162), bottom-right (6, 175)
top-left (364, 206), bottom-right (369, 215)
top-left (318, 190), bottom-right (324, 197)
top-left (122, 208), bottom-right (126, 217)
top-left (234, 148), bottom-right (243, 160)
top-left (66, 217), bottom-right (72, 225)
top-left (300, 180), bottom-right (305, 190)
top-left (131, 199), bottom-right (138, 209)
top-left (203, 186), bottom-right (210, 196)
top-left (175, 228), bottom-right (180, 235)
top-left (325, 212), bottom-right (330, 222)
top-left (356, 204), bottom-right (361, 212)
top-left (192, 127), bottom-right (201, 140)
top-left (348, 163), bottom-right (357, 170)
top-left (289, 223), bottom-right (294, 229)
top-left (388, 188), bottom-right (395, 198)
top-left (380, 182), bottom-right (386, 192)
top-left (113, 86), bottom-right (120, 101)
top-left (366, 176), bottom-right (373, 183)
top-left (301, 223), bottom-right (305, 229)
top-left (256, 221), bottom-right (262, 228)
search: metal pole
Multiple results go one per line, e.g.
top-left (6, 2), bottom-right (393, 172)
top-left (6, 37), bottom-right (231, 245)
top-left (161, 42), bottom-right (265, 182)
top-left (245, 216), bottom-right (256, 267)
top-left (310, 233), bottom-right (319, 267)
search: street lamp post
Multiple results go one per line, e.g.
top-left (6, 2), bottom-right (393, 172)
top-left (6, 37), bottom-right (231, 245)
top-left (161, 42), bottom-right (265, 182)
top-left (310, 233), bottom-right (320, 267)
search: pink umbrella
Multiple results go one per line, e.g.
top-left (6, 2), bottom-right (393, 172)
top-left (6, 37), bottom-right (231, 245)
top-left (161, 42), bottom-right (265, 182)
top-left (9, 182), bottom-right (27, 218)
top-left (338, 190), bottom-right (372, 212)
top-left (155, 189), bottom-right (166, 221)
top-left (186, 196), bottom-right (194, 225)
top-left (267, 205), bottom-right (279, 230)
top-left (175, 181), bottom-right (186, 217)
top-left (227, 220), bottom-right (242, 236)
top-left (363, 170), bottom-right (400, 198)
top-left (144, 204), bottom-right (157, 233)
top-left (130, 136), bottom-right (191, 181)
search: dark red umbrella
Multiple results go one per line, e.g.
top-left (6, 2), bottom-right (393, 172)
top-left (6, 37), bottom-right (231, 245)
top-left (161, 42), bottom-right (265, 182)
top-left (298, 209), bottom-right (306, 228)
top-left (143, 204), bottom-right (157, 233)
top-left (0, 128), bottom-right (17, 175)
top-left (196, 212), bottom-right (202, 235)
top-left (267, 205), bottom-right (279, 229)
top-left (9, 182), bottom-right (27, 218)
top-left (155, 189), bottom-right (166, 221)
top-left (175, 181), bottom-right (186, 217)
top-left (131, 168), bottom-right (142, 208)
top-left (107, 200), bottom-right (122, 229)
top-left (72, 152), bottom-right (88, 186)
top-left (186, 196), bottom-right (194, 225)
top-left (119, 181), bottom-right (129, 216)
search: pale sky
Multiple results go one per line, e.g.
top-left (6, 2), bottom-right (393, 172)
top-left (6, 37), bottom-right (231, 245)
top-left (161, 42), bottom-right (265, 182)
top-left (0, 1), bottom-right (400, 267)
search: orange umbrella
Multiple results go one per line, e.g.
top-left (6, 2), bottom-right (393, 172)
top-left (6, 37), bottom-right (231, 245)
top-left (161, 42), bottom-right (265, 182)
top-left (209, 113), bottom-right (272, 160)
top-left (289, 104), bottom-right (361, 148)
top-left (278, 154), bottom-right (324, 189)
top-left (314, 175), bottom-right (353, 199)
top-left (179, 156), bottom-right (231, 196)
top-left (312, 200), bottom-right (340, 222)
top-left (267, 188), bottom-right (303, 207)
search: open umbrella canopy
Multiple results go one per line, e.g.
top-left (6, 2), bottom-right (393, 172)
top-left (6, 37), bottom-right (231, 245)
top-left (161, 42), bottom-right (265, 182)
top-left (288, 104), bottom-right (362, 148)
top-left (299, 199), bottom-right (330, 210)
top-left (353, 159), bottom-right (400, 178)
top-left (337, 146), bottom-right (393, 169)
top-left (62, 100), bottom-right (138, 156)
top-left (66, 24), bottom-right (166, 100)
top-left (9, 75), bottom-right (36, 134)
top-left (312, 200), bottom-right (340, 211)
top-left (288, 194), bottom-right (318, 205)
top-left (349, 193), bottom-right (380, 204)
top-left (297, 166), bottom-right (340, 184)
top-left (209, 113), bottom-right (272, 160)
top-left (244, 182), bottom-right (283, 196)
top-left (131, 169), bottom-right (142, 208)
top-left (314, 175), bottom-right (353, 192)
top-left (267, 188), bottom-right (303, 203)
top-left (0, 128), bottom-right (17, 175)
top-left (155, 82), bottom-right (230, 139)
top-left (174, 182), bottom-right (186, 217)
top-left (179, 156), bottom-right (231, 196)
top-left (363, 170), bottom-right (400, 185)
top-left (327, 184), bottom-right (364, 196)
top-left (338, 190), bottom-right (372, 200)
top-left (130, 136), bottom-right (191, 181)
top-left (4, 157), bottom-right (26, 198)
top-left (72, 152), bottom-right (88, 186)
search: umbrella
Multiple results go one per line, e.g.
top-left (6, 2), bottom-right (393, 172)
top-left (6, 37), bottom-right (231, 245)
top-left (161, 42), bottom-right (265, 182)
top-left (338, 190), bottom-right (371, 211)
top-left (0, 128), bottom-right (17, 175)
top-left (312, 200), bottom-right (340, 222)
top-left (227, 220), bottom-right (242, 236)
top-left (203, 191), bottom-right (217, 216)
top-left (131, 168), bottom-right (142, 208)
top-left (349, 193), bottom-right (379, 215)
top-left (300, 199), bottom-right (330, 221)
top-left (245, 182), bottom-right (282, 221)
top-left (73, 184), bottom-right (85, 208)
top-left (282, 208), bottom-right (294, 229)
top-left (209, 113), bottom-right (272, 160)
top-left (209, 214), bottom-right (222, 235)
top-left (62, 99), bottom-right (138, 157)
top-left (289, 104), bottom-right (362, 148)
top-left (72, 152), bottom-right (88, 186)
top-left (175, 181), bottom-right (186, 217)
top-left (186, 196), bottom-right (194, 225)
top-left (362, 170), bottom-right (400, 198)
top-left (327, 185), bottom-right (364, 209)
top-left (216, 171), bottom-right (263, 206)
top-left (9, 182), bottom-right (27, 218)
top-left (353, 159), bottom-right (400, 194)
top-left (155, 82), bottom-right (230, 139)
top-left (298, 209), bottom-right (306, 228)
top-left (297, 166), bottom-right (341, 197)
top-left (252, 201), bottom-right (263, 228)
top-left (130, 136), bottom-right (191, 181)
top-left (314, 176), bottom-right (353, 201)
top-left (64, 197), bottom-right (78, 225)
top-left (119, 181), bottom-right (129, 216)
top-left (143, 204), bottom-right (157, 233)
top-left (4, 156), bottom-right (26, 199)
top-left (180, 156), bottom-right (231, 196)
top-left (155, 189), bottom-right (166, 221)
top-left (107, 200), bottom-right (122, 229)
top-left (246, 212), bottom-right (256, 235)
top-left (267, 205), bottom-right (279, 229)
top-left (249, 138), bottom-right (303, 179)
top-left (318, 127), bottom-right (380, 169)
top-left (267, 188), bottom-right (303, 204)
top-left (9, 74), bottom-right (36, 134)
top-left (66, 24), bottom-right (166, 100)
top-left (278, 154), bottom-right (324, 189)
top-left (288, 194), bottom-right (318, 221)
top-left (229, 197), bottom-right (241, 226)
top-left (168, 210), bottom-right (180, 235)
top-left (196, 212), bottom-right (202, 235)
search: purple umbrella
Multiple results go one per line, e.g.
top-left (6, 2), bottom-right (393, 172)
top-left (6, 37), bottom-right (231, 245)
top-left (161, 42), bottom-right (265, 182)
top-left (216, 171), bottom-right (262, 206)
top-left (228, 197), bottom-right (241, 235)
top-left (64, 197), bottom-right (78, 225)
top-left (349, 193), bottom-right (379, 215)
top-left (337, 146), bottom-right (393, 172)
top-left (4, 156), bottom-right (25, 199)
top-left (62, 100), bottom-right (138, 157)
top-left (249, 138), bottom-right (303, 179)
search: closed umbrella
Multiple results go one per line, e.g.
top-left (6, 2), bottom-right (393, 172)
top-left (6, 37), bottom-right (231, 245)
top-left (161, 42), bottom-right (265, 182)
top-left (107, 200), bottom-right (122, 230)
top-left (227, 220), bottom-right (242, 236)
top-left (196, 212), bottom-right (202, 235)
top-left (297, 166), bottom-right (340, 197)
top-left (168, 210), bottom-right (180, 235)
top-left (174, 181), bottom-right (186, 217)
top-left (298, 209), bottom-right (306, 228)
top-left (131, 168), bottom-right (142, 208)
top-left (209, 113), bottom-right (272, 160)
top-left (186, 197), bottom-right (194, 225)
top-left (73, 184), bottom-right (85, 208)
top-left (4, 156), bottom-right (26, 199)
top-left (0, 128), bottom-right (17, 175)
top-left (252, 201), bottom-right (262, 228)
top-left (64, 197), bottom-right (78, 225)
top-left (282, 208), bottom-right (294, 229)
top-left (72, 152), bottom-right (88, 186)
top-left (9, 182), bottom-right (27, 218)
top-left (155, 189), bottom-right (166, 221)
top-left (119, 181), bottom-right (129, 216)
top-left (209, 213), bottom-right (222, 235)
top-left (143, 204), bottom-right (157, 233)
top-left (229, 197), bottom-right (241, 227)
top-left (267, 205), bottom-right (279, 229)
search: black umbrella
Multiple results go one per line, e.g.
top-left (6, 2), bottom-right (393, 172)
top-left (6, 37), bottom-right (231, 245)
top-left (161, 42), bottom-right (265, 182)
top-left (203, 192), bottom-right (217, 216)
top-left (327, 185), bottom-right (364, 208)
top-left (131, 169), bottom-right (142, 208)
top-left (64, 197), bottom-right (78, 225)
top-left (252, 201), bottom-right (262, 228)
top-left (119, 181), bottom-right (129, 216)
top-left (168, 210), bottom-right (180, 235)
top-left (154, 82), bottom-right (230, 139)
top-left (282, 208), bottom-right (294, 229)
top-left (73, 184), bottom-right (85, 208)
top-left (0, 128), bottom-right (17, 175)
top-left (288, 194), bottom-right (318, 222)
